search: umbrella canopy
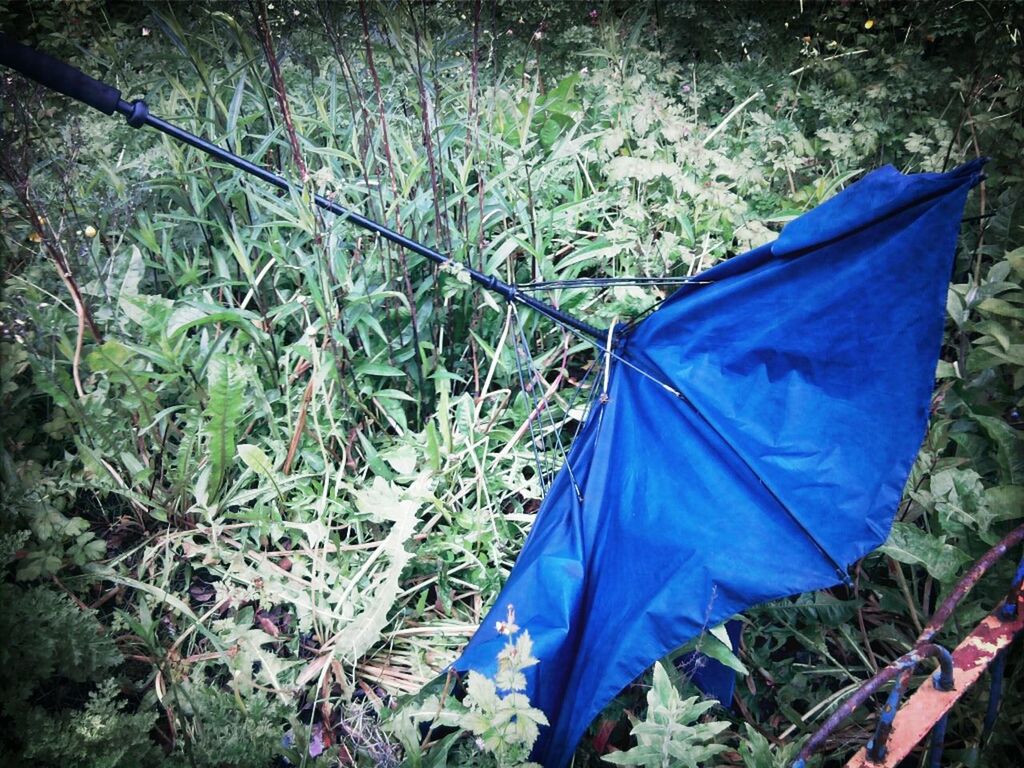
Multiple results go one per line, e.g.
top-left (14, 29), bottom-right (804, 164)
top-left (453, 159), bottom-right (985, 766)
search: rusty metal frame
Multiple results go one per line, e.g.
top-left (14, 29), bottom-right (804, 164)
top-left (792, 522), bottom-right (1024, 768)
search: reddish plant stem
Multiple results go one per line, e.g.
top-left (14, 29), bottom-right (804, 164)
top-left (21, 195), bottom-right (102, 344)
top-left (13, 188), bottom-right (103, 399)
top-left (359, 0), bottom-right (424, 388)
top-left (466, 0), bottom-right (485, 394)
top-left (470, 0), bottom-right (485, 268)
top-left (360, 1), bottom-right (404, 226)
top-left (408, 1), bottom-right (450, 252)
top-left (252, 0), bottom-right (309, 182)
top-left (317, 1), bottom-right (378, 249)
top-left (283, 377), bottom-right (314, 476)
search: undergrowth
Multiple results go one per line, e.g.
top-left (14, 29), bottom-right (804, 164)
top-left (0, 1), bottom-right (1022, 766)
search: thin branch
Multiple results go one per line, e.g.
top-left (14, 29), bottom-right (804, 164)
top-left (251, 0), bottom-right (310, 182)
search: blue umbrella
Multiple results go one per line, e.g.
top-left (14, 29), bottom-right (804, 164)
top-left (0, 34), bottom-right (984, 767)
top-left (453, 159), bottom-right (985, 766)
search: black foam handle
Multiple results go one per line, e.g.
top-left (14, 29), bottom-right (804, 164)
top-left (0, 34), bottom-right (121, 115)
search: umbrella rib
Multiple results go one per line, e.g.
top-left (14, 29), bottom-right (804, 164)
top-left (513, 311), bottom-right (585, 501)
top-left (510, 308), bottom-right (548, 491)
top-left (531, 312), bottom-right (851, 580)
top-left (530, 348), bottom-right (584, 499)
top-left (564, 358), bottom-right (603, 460)
top-left (669, 379), bottom-right (851, 583)
top-left (518, 276), bottom-right (716, 291)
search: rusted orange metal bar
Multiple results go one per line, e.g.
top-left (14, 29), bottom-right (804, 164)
top-left (792, 523), bottom-right (1024, 768)
top-left (844, 584), bottom-right (1023, 767)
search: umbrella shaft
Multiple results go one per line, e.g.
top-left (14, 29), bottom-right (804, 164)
top-left (116, 99), bottom-right (605, 341)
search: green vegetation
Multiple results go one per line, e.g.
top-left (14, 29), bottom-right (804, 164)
top-left (1, 1), bottom-right (1021, 766)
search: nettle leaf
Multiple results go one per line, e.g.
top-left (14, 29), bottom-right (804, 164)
top-left (930, 467), bottom-right (995, 539)
top-left (464, 672), bottom-right (501, 714)
top-left (501, 692), bottom-right (548, 744)
top-left (880, 522), bottom-right (972, 583)
top-left (971, 415), bottom-right (1024, 485)
top-left (496, 631), bottom-right (540, 691)
top-left (204, 355), bottom-right (244, 495)
top-left (603, 661), bottom-right (728, 766)
top-left (985, 485), bottom-right (1024, 523)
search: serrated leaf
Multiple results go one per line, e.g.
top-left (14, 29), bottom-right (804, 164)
top-left (880, 522), bottom-right (971, 583)
top-left (204, 355), bottom-right (244, 495)
top-left (972, 414), bottom-right (1024, 484)
top-left (464, 672), bottom-right (500, 712)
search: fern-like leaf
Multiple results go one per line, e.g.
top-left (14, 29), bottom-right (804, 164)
top-left (204, 355), bottom-right (243, 496)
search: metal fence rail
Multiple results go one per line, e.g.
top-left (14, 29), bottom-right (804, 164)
top-left (793, 523), bottom-right (1024, 768)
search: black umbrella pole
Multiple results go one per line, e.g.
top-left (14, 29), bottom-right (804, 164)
top-left (0, 35), bottom-right (605, 342)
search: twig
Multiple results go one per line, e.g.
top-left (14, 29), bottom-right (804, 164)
top-left (419, 669), bottom-right (455, 751)
top-left (889, 558), bottom-right (924, 635)
top-left (89, 585), bottom-right (124, 610)
top-left (283, 376), bottom-right (314, 475)
top-left (21, 196), bottom-right (103, 397)
top-left (52, 574), bottom-right (90, 611)
top-left (967, 114), bottom-right (987, 287)
top-left (407, 2), bottom-right (450, 252)
top-left (853, 562), bottom-right (879, 674)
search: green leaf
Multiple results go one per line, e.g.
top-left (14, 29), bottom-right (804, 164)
top-left (985, 485), bottom-right (1024, 523)
top-left (115, 245), bottom-right (147, 325)
top-left (382, 444), bottom-right (417, 475)
top-left (972, 415), bottom-right (1024, 485)
top-left (699, 630), bottom-right (749, 676)
top-left (603, 746), bottom-right (663, 765)
top-left (931, 468), bottom-right (994, 537)
top-left (978, 297), bottom-right (1024, 319)
top-left (204, 355), bottom-right (244, 495)
top-left (974, 320), bottom-right (1012, 351)
top-left (539, 117), bottom-right (563, 149)
top-left (880, 522), bottom-right (971, 583)
top-left (356, 362), bottom-right (406, 377)
top-left (237, 444), bottom-right (274, 476)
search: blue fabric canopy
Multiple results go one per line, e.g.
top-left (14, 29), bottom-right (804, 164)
top-left (453, 160), bottom-right (984, 766)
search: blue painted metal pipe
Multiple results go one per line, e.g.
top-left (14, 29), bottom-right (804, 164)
top-left (928, 713), bottom-right (948, 768)
top-left (981, 649), bottom-right (1007, 742)
top-left (1000, 556), bottom-right (1024, 621)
